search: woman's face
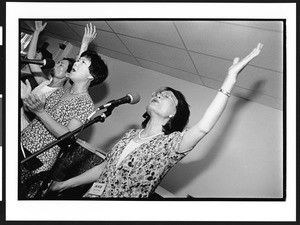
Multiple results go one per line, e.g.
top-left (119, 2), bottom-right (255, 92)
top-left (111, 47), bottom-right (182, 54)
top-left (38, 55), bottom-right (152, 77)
top-left (53, 59), bottom-right (70, 79)
top-left (69, 56), bottom-right (92, 83)
top-left (148, 88), bottom-right (178, 118)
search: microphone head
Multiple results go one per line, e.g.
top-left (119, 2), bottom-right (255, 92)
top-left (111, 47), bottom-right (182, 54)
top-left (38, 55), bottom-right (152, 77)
top-left (127, 92), bottom-right (140, 104)
top-left (42, 58), bottom-right (55, 69)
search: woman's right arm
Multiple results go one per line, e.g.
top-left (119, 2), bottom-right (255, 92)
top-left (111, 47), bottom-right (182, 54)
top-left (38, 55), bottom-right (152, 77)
top-left (50, 161), bottom-right (107, 193)
top-left (27, 21), bottom-right (49, 84)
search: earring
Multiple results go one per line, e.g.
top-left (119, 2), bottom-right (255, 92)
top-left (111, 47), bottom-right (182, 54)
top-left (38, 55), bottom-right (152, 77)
top-left (169, 115), bottom-right (174, 118)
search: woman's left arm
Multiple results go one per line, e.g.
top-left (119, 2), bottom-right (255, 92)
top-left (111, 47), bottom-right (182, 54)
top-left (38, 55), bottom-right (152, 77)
top-left (76, 23), bottom-right (97, 60)
top-left (22, 94), bottom-right (83, 137)
top-left (178, 43), bottom-right (263, 152)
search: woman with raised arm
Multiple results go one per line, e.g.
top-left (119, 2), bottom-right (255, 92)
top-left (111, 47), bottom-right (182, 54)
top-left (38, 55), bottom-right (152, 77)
top-left (20, 31), bottom-right (109, 198)
top-left (49, 43), bottom-right (263, 198)
top-left (20, 21), bottom-right (97, 131)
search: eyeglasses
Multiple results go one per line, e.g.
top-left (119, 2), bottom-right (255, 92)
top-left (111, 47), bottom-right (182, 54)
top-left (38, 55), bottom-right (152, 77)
top-left (151, 91), bottom-right (177, 106)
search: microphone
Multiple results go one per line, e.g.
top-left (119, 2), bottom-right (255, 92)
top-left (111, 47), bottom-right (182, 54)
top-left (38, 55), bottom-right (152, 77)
top-left (100, 92), bottom-right (140, 109)
top-left (87, 92), bottom-right (140, 120)
top-left (21, 58), bottom-right (55, 69)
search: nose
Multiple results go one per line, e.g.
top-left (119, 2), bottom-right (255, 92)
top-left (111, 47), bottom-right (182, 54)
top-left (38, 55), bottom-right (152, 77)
top-left (156, 92), bottom-right (163, 98)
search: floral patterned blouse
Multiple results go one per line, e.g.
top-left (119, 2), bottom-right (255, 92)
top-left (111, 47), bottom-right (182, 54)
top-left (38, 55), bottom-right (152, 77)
top-left (83, 129), bottom-right (193, 198)
top-left (21, 88), bottom-right (94, 179)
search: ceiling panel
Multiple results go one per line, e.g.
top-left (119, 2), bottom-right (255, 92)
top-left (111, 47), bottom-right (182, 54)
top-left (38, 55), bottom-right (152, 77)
top-left (201, 77), bottom-right (282, 110)
top-left (20, 20), bottom-right (284, 110)
top-left (65, 20), bottom-right (113, 32)
top-left (235, 66), bottom-right (282, 99)
top-left (190, 51), bottom-right (230, 81)
top-left (43, 21), bottom-right (81, 41)
top-left (93, 46), bottom-right (141, 67)
top-left (65, 23), bottom-right (131, 55)
top-left (108, 21), bottom-right (185, 48)
top-left (175, 21), bottom-right (283, 72)
top-left (232, 86), bottom-right (282, 111)
top-left (221, 21), bottom-right (283, 32)
top-left (21, 21), bottom-right (35, 31)
top-left (137, 58), bottom-right (203, 86)
top-left (191, 51), bottom-right (282, 99)
top-left (119, 35), bottom-right (198, 74)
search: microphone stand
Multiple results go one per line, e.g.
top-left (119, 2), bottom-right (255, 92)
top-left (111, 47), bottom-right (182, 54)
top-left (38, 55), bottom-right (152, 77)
top-left (21, 106), bottom-right (115, 199)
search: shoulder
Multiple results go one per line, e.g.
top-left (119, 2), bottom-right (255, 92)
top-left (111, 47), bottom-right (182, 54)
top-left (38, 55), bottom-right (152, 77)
top-left (123, 129), bottom-right (138, 138)
top-left (164, 130), bottom-right (183, 140)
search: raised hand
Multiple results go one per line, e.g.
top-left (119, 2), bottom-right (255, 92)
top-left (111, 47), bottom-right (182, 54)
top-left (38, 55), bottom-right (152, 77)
top-left (227, 43), bottom-right (263, 80)
top-left (23, 93), bottom-right (46, 114)
top-left (20, 79), bottom-right (32, 99)
top-left (35, 21), bottom-right (47, 33)
top-left (82, 23), bottom-right (97, 46)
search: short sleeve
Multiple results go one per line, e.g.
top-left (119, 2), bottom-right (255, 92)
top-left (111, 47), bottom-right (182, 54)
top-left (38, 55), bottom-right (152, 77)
top-left (177, 128), bottom-right (196, 154)
top-left (165, 131), bottom-right (193, 163)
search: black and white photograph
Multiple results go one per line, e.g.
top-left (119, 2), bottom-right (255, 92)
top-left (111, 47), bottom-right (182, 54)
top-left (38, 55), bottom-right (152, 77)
top-left (4, 2), bottom-right (297, 223)
top-left (19, 19), bottom-right (282, 200)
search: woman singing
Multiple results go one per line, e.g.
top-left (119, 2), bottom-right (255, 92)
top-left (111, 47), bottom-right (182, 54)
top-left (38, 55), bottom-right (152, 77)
top-left (50, 43), bottom-right (263, 198)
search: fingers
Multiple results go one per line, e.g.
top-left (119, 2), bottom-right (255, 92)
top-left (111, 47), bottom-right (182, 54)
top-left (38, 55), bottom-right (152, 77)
top-left (250, 43), bottom-right (263, 58)
top-left (257, 43), bottom-right (263, 51)
top-left (23, 93), bottom-right (45, 113)
top-left (35, 21), bottom-right (42, 27)
top-left (25, 79), bottom-right (32, 91)
top-left (24, 94), bottom-right (40, 107)
top-left (35, 21), bottom-right (47, 31)
top-left (84, 23), bottom-right (97, 38)
top-left (42, 22), bottom-right (47, 29)
top-left (232, 57), bottom-right (240, 65)
top-left (20, 80), bottom-right (25, 88)
top-left (227, 43), bottom-right (263, 77)
top-left (21, 80), bottom-right (32, 99)
top-left (240, 43), bottom-right (263, 65)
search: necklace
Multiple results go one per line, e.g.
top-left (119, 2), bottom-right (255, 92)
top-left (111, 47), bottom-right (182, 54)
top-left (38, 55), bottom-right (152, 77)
top-left (135, 129), bottom-right (163, 143)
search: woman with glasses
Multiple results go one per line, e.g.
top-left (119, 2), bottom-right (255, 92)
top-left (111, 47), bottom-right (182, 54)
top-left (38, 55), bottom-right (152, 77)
top-left (50, 43), bottom-right (263, 198)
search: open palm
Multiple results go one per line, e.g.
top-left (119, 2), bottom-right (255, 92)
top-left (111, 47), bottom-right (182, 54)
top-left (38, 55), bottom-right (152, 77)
top-left (228, 43), bottom-right (263, 79)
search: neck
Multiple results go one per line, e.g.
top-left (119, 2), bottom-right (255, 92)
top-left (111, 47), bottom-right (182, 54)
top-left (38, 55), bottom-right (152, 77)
top-left (69, 82), bottom-right (89, 95)
top-left (143, 118), bottom-right (165, 137)
top-left (50, 77), bottom-right (66, 87)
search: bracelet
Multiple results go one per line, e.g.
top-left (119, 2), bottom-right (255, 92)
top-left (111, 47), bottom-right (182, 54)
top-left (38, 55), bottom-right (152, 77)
top-left (218, 88), bottom-right (231, 97)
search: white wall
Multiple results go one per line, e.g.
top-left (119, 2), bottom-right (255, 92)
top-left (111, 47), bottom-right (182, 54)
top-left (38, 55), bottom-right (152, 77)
top-left (63, 44), bottom-right (282, 198)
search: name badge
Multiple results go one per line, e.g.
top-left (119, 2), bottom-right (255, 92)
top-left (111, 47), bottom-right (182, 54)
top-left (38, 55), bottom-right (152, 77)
top-left (88, 182), bottom-right (106, 196)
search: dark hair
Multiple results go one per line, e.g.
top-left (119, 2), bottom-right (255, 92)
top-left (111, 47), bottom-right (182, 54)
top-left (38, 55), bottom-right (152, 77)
top-left (37, 48), bottom-right (53, 71)
top-left (80, 51), bottom-right (109, 87)
top-left (37, 48), bottom-right (53, 60)
top-left (142, 87), bottom-right (190, 135)
top-left (62, 57), bottom-right (76, 73)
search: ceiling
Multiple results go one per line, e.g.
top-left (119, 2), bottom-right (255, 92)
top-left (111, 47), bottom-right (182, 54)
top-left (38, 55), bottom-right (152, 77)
top-left (21, 20), bottom-right (284, 110)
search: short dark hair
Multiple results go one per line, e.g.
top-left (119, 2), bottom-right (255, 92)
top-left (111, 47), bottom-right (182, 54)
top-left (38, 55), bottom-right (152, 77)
top-left (37, 48), bottom-right (53, 60)
top-left (80, 51), bottom-right (109, 87)
top-left (63, 57), bottom-right (76, 73)
top-left (37, 48), bottom-right (53, 71)
top-left (142, 87), bottom-right (190, 135)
